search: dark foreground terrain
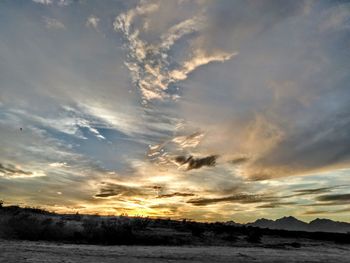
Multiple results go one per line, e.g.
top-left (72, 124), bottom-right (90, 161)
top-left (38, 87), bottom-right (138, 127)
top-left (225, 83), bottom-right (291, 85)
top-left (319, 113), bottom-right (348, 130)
top-left (1, 239), bottom-right (350, 263)
top-left (0, 205), bottom-right (349, 262)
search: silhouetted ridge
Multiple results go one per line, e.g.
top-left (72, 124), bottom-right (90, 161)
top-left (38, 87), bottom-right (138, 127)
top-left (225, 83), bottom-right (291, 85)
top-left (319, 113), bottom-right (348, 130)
top-left (249, 216), bottom-right (350, 233)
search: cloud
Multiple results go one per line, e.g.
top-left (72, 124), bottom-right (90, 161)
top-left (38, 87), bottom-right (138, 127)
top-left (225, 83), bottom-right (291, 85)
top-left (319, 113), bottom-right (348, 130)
top-left (149, 203), bottom-right (179, 213)
top-left (56, 0), bottom-right (72, 7)
top-left (77, 103), bottom-right (144, 138)
top-left (303, 210), bottom-right (328, 215)
top-left (160, 16), bottom-right (204, 50)
top-left (175, 155), bottom-right (217, 170)
top-left (2, 0), bottom-right (350, 222)
top-left (230, 156), bottom-right (250, 165)
top-left (94, 182), bottom-right (156, 199)
top-left (170, 0), bottom-right (350, 183)
top-left (86, 15), bottom-right (100, 30)
top-left (32, 0), bottom-right (53, 4)
top-left (113, 1), bottom-right (239, 180)
top-left (0, 163), bottom-right (45, 178)
top-left (319, 3), bottom-right (350, 32)
top-left (172, 131), bottom-right (204, 149)
top-left (169, 50), bottom-right (237, 82)
top-left (187, 194), bottom-right (277, 206)
top-left (8, 106), bottom-right (106, 140)
top-left (147, 132), bottom-right (204, 158)
top-left (0, 163), bottom-right (32, 176)
top-left (157, 192), bottom-right (195, 198)
top-left (303, 207), bottom-right (350, 215)
top-left (293, 187), bottom-right (336, 195)
top-left (257, 201), bottom-right (297, 209)
top-left (114, 0), bottom-right (237, 101)
top-left (300, 190), bottom-right (350, 208)
top-left (195, 0), bottom-right (308, 52)
top-left (43, 17), bottom-right (65, 29)
top-left (32, 0), bottom-right (72, 6)
top-left (49, 162), bottom-right (69, 168)
top-left (317, 194), bottom-right (350, 202)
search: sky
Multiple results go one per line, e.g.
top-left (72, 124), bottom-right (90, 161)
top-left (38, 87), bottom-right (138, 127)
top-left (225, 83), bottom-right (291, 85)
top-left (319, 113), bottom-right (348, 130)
top-left (0, 0), bottom-right (350, 223)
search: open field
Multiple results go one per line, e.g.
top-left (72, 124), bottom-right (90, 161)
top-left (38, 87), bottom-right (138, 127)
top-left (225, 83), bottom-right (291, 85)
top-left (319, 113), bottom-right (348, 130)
top-left (1, 239), bottom-right (350, 263)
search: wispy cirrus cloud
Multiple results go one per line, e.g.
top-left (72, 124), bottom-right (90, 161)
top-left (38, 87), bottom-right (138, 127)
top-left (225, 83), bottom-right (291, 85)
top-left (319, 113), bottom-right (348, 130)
top-left (0, 163), bottom-right (44, 178)
top-left (317, 194), bottom-right (350, 203)
top-left (187, 194), bottom-right (277, 207)
top-left (114, 0), bottom-right (236, 102)
top-left (157, 192), bottom-right (195, 198)
top-left (94, 182), bottom-right (155, 199)
top-left (291, 186), bottom-right (340, 196)
top-left (303, 207), bottom-right (350, 216)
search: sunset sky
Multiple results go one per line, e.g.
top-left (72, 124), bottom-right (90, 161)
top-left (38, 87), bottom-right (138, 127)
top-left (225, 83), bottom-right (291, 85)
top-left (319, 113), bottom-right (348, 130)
top-left (1, 0), bottom-right (350, 223)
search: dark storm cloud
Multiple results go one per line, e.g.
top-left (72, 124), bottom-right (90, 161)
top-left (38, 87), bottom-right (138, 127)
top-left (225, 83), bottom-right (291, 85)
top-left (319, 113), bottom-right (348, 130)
top-left (175, 155), bottom-right (218, 170)
top-left (187, 194), bottom-right (277, 206)
top-left (157, 192), bottom-right (195, 198)
top-left (0, 163), bottom-right (32, 177)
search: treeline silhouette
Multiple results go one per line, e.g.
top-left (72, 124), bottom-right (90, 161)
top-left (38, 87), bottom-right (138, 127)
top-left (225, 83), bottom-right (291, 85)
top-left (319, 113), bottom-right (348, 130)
top-left (0, 204), bottom-right (349, 246)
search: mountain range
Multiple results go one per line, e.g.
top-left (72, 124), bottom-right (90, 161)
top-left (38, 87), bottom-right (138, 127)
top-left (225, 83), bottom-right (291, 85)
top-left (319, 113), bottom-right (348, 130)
top-left (243, 216), bottom-right (350, 233)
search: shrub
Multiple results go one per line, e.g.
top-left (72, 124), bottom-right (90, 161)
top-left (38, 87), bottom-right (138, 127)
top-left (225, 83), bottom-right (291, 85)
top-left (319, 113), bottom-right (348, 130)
top-left (246, 228), bottom-right (262, 243)
top-left (100, 220), bottom-right (134, 245)
top-left (6, 214), bottom-right (44, 240)
top-left (222, 232), bottom-right (238, 242)
top-left (56, 219), bottom-right (66, 228)
top-left (188, 223), bottom-right (205, 237)
top-left (82, 218), bottom-right (98, 234)
top-left (132, 217), bottom-right (150, 230)
top-left (81, 218), bottom-right (135, 245)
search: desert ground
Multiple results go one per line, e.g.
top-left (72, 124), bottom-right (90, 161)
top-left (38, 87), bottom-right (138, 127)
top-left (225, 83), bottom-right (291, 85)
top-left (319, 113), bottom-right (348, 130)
top-left (1, 239), bottom-right (349, 263)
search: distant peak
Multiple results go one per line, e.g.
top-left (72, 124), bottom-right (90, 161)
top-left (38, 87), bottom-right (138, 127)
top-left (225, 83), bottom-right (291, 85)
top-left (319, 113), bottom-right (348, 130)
top-left (255, 218), bottom-right (272, 222)
top-left (277, 216), bottom-right (300, 221)
top-left (310, 218), bottom-right (335, 224)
